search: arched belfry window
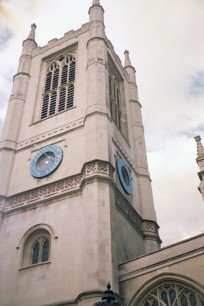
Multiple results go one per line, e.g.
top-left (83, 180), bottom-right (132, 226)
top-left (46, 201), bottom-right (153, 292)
top-left (109, 72), bottom-right (121, 131)
top-left (41, 53), bottom-right (76, 119)
top-left (21, 229), bottom-right (51, 267)
top-left (140, 283), bottom-right (204, 306)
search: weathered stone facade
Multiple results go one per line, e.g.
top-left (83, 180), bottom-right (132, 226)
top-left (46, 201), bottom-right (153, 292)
top-left (0, 1), bottom-right (203, 306)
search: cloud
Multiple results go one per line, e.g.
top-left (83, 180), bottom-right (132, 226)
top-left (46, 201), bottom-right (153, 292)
top-left (0, 27), bottom-right (12, 48)
top-left (189, 72), bottom-right (204, 96)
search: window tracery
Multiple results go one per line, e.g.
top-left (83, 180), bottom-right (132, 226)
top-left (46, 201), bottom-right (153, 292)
top-left (31, 236), bottom-right (50, 265)
top-left (142, 283), bottom-right (204, 306)
top-left (41, 53), bottom-right (76, 119)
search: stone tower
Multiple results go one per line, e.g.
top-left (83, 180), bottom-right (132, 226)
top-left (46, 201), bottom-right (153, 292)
top-left (195, 135), bottom-right (204, 202)
top-left (0, 1), bottom-right (160, 305)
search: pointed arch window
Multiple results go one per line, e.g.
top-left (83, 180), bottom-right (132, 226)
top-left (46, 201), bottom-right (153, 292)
top-left (21, 229), bottom-right (51, 268)
top-left (41, 53), bottom-right (76, 119)
top-left (32, 240), bottom-right (39, 265)
top-left (141, 283), bottom-right (204, 306)
top-left (31, 236), bottom-right (50, 265)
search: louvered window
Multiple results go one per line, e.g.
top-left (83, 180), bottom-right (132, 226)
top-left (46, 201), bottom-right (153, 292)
top-left (41, 53), bottom-right (76, 119)
top-left (109, 71), bottom-right (122, 131)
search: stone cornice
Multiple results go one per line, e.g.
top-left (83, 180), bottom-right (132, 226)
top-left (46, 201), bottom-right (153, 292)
top-left (17, 117), bottom-right (84, 151)
top-left (115, 190), bottom-right (160, 243)
top-left (119, 246), bottom-right (204, 282)
top-left (1, 160), bottom-right (114, 214)
top-left (129, 99), bottom-right (142, 108)
top-left (143, 219), bottom-right (162, 244)
top-left (13, 72), bottom-right (30, 81)
top-left (22, 38), bottom-right (37, 47)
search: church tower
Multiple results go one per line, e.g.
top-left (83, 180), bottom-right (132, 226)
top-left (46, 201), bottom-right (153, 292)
top-left (195, 135), bottom-right (204, 202)
top-left (0, 1), bottom-right (160, 305)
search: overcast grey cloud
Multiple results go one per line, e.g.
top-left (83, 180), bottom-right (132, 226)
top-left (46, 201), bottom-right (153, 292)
top-left (189, 72), bottom-right (204, 96)
top-left (0, 0), bottom-right (204, 246)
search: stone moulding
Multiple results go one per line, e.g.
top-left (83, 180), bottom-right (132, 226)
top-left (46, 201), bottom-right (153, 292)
top-left (17, 117), bottom-right (84, 150)
top-left (3, 160), bottom-right (114, 212)
top-left (143, 220), bottom-right (159, 235)
top-left (143, 220), bottom-right (161, 244)
top-left (115, 190), bottom-right (160, 240)
top-left (115, 189), bottom-right (143, 236)
top-left (0, 196), bottom-right (5, 211)
top-left (87, 57), bottom-right (108, 69)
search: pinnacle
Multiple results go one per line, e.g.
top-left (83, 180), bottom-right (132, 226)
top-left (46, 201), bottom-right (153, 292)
top-left (92, 0), bottom-right (100, 4)
top-left (195, 135), bottom-right (204, 157)
top-left (124, 50), bottom-right (132, 67)
top-left (27, 23), bottom-right (37, 41)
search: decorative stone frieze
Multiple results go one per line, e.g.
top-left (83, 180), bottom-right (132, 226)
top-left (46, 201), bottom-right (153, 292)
top-left (115, 189), bottom-right (143, 235)
top-left (115, 191), bottom-right (160, 239)
top-left (10, 92), bottom-right (25, 101)
top-left (4, 160), bottom-right (114, 212)
top-left (133, 121), bottom-right (144, 131)
top-left (17, 118), bottom-right (84, 150)
top-left (143, 220), bottom-right (160, 238)
top-left (87, 57), bottom-right (108, 69)
top-left (0, 196), bottom-right (6, 211)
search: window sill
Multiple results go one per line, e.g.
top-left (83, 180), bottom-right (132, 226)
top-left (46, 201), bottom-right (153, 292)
top-left (19, 261), bottom-right (51, 271)
top-left (30, 106), bottom-right (76, 126)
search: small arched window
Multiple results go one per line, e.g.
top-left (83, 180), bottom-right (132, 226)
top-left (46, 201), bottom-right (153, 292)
top-left (41, 53), bottom-right (76, 119)
top-left (21, 229), bottom-right (51, 267)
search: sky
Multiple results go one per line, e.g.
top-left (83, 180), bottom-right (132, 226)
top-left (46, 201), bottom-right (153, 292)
top-left (0, 0), bottom-right (204, 246)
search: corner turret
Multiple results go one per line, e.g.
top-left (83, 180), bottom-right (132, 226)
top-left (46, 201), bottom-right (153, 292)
top-left (0, 24), bottom-right (37, 196)
top-left (124, 50), bottom-right (160, 252)
top-left (89, 0), bottom-right (104, 24)
top-left (195, 135), bottom-right (204, 201)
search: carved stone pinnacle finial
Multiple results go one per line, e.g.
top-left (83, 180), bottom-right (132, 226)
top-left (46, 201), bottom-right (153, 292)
top-left (107, 282), bottom-right (111, 290)
top-left (93, 0), bottom-right (100, 4)
top-left (31, 23), bottom-right (37, 29)
top-left (195, 135), bottom-right (204, 157)
top-left (27, 23), bottom-right (37, 41)
top-left (124, 49), bottom-right (132, 67)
